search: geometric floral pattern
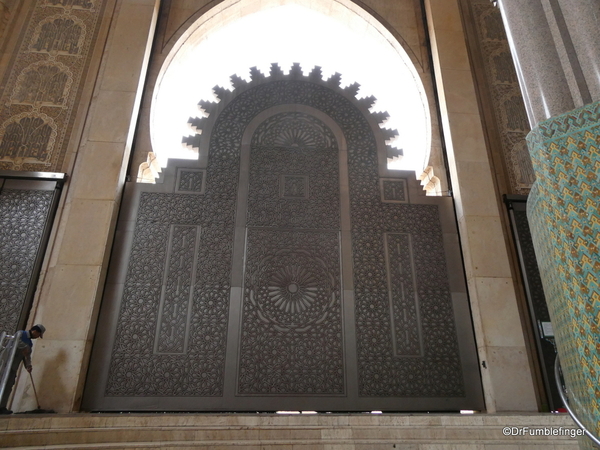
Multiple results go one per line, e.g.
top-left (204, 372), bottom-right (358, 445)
top-left (102, 65), bottom-right (472, 406)
top-left (191, 67), bottom-right (465, 400)
top-left (0, 188), bottom-right (55, 333)
top-left (527, 101), bottom-right (600, 441)
top-left (240, 229), bottom-right (344, 395)
top-left (240, 112), bottom-right (344, 395)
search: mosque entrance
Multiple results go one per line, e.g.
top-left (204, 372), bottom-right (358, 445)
top-left (82, 68), bottom-right (484, 411)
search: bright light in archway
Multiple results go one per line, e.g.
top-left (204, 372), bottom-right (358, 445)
top-left (152, 3), bottom-right (430, 174)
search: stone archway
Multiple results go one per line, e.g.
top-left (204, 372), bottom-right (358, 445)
top-left (145, 0), bottom-right (435, 181)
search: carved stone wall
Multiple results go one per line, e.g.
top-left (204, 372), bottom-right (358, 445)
top-left (0, 0), bottom-right (106, 172)
top-left (468, 0), bottom-right (534, 194)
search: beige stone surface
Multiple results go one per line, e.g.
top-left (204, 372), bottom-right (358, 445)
top-left (101, 3), bottom-right (159, 92)
top-left (87, 90), bottom-right (137, 143)
top-left (360, 0), bottom-right (422, 64)
top-left (473, 277), bottom-right (526, 348)
top-left (56, 199), bottom-right (116, 267)
top-left (446, 112), bottom-right (489, 163)
top-left (466, 278), bottom-right (487, 343)
top-left (425, 0), bottom-right (537, 413)
top-left (458, 215), bottom-right (513, 279)
top-left (69, 141), bottom-right (129, 201)
top-left (454, 160), bottom-right (501, 218)
top-left (320, 428), bottom-right (352, 439)
top-left (421, 446), bottom-right (484, 450)
top-left (0, 413), bottom-right (579, 449)
top-left (436, 30), bottom-right (471, 71)
top-left (485, 346), bottom-right (538, 412)
top-left (442, 69), bottom-right (481, 115)
top-left (11, 340), bottom-right (87, 414)
top-left (35, 265), bottom-right (102, 342)
top-left (427, 0), bottom-right (464, 33)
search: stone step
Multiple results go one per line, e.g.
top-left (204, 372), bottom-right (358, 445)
top-left (0, 413), bottom-right (581, 449)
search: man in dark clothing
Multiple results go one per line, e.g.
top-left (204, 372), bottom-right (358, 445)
top-left (0, 324), bottom-right (46, 414)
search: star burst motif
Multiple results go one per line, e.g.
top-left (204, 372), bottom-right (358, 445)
top-left (267, 264), bottom-right (319, 314)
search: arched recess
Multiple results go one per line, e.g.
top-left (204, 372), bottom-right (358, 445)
top-left (83, 65), bottom-right (482, 412)
top-left (138, 0), bottom-right (440, 187)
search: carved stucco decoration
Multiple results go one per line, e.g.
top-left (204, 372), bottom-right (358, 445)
top-left (29, 13), bottom-right (87, 55)
top-left (11, 60), bottom-right (73, 107)
top-left (105, 64), bottom-right (465, 399)
top-left (0, 0), bottom-right (104, 171)
top-left (470, 0), bottom-right (534, 194)
top-left (42, 0), bottom-right (95, 9)
top-left (0, 112), bottom-right (58, 162)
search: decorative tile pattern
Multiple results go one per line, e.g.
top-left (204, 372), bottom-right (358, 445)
top-left (248, 112), bottom-right (339, 229)
top-left (238, 111), bottom-right (343, 395)
top-left (105, 193), bottom-right (231, 397)
top-left (527, 100), bottom-right (600, 438)
top-left (251, 111), bottom-right (336, 149)
top-left (0, 0), bottom-right (106, 171)
top-left (281, 175), bottom-right (308, 199)
top-left (384, 232), bottom-right (422, 356)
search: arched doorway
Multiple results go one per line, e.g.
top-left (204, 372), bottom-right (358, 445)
top-left (83, 68), bottom-right (483, 411)
top-left (145, 0), bottom-right (435, 181)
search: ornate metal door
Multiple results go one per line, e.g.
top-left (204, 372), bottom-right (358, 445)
top-left (0, 172), bottom-right (64, 334)
top-left (83, 67), bottom-right (484, 411)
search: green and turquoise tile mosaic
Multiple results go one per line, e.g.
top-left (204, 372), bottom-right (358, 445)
top-left (527, 101), bottom-right (600, 447)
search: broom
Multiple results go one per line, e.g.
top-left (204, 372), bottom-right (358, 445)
top-left (16, 372), bottom-right (55, 414)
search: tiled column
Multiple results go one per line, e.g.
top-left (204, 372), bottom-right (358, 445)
top-left (493, 0), bottom-right (600, 444)
top-left (425, 0), bottom-right (537, 412)
top-left (11, 0), bottom-right (160, 413)
top-left (527, 104), bottom-right (600, 444)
